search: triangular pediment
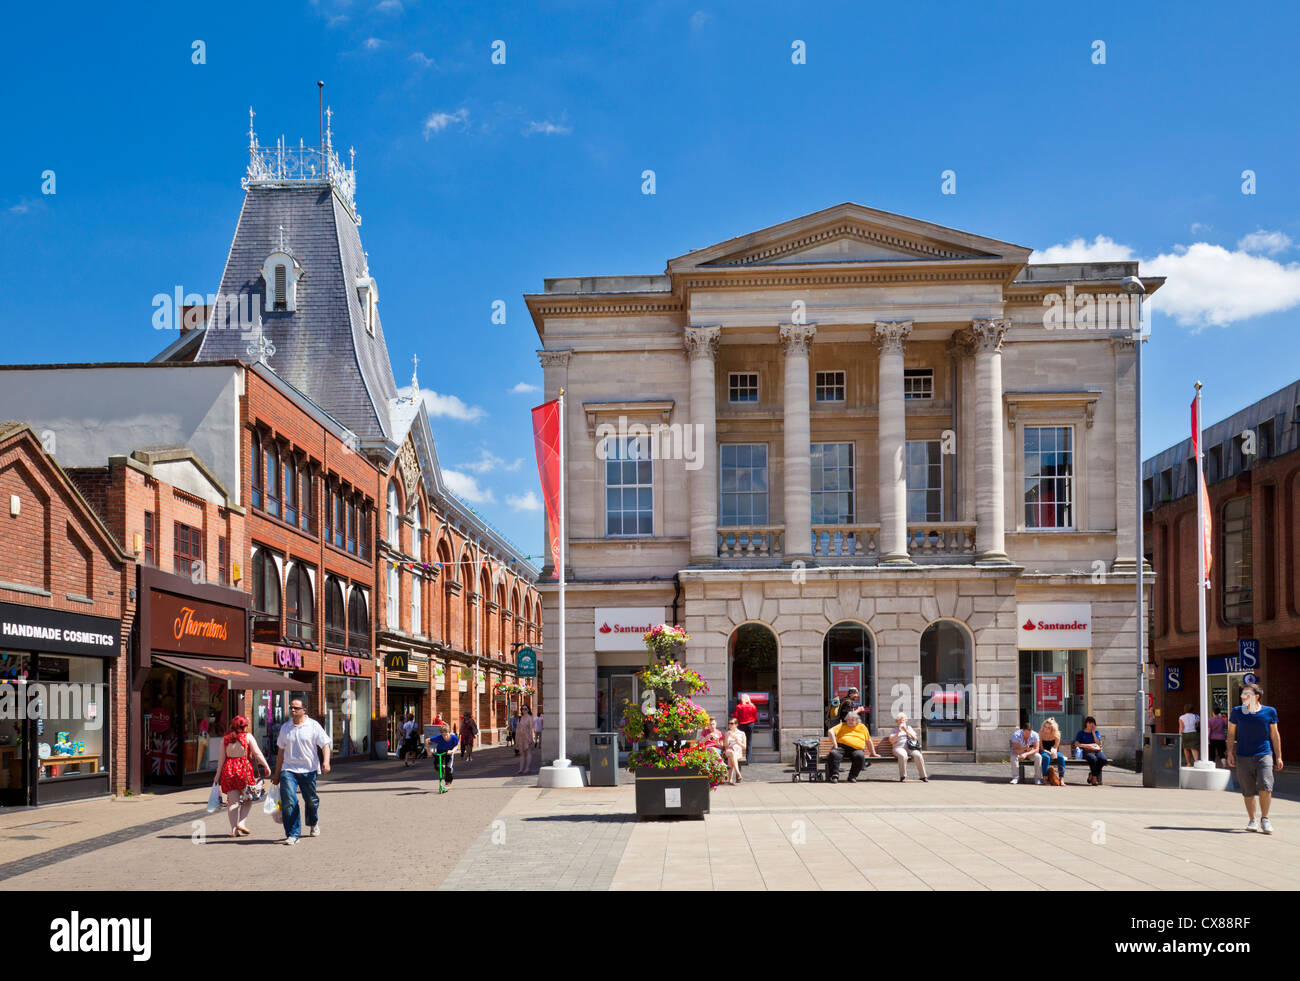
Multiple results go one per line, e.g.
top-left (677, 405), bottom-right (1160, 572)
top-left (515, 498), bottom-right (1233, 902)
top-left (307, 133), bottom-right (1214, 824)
top-left (668, 202), bottom-right (1032, 272)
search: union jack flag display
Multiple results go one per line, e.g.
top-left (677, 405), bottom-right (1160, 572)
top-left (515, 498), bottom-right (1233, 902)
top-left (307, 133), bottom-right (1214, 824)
top-left (150, 735), bottom-right (178, 776)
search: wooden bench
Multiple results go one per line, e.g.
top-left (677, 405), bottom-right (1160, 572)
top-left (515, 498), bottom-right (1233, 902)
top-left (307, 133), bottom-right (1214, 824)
top-left (816, 733), bottom-right (898, 779)
top-left (1015, 754), bottom-right (1092, 783)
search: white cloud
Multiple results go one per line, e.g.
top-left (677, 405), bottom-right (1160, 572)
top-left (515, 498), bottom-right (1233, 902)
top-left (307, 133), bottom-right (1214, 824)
top-left (8, 199), bottom-right (33, 214)
top-left (459, 449), bottom-right (523, 474)
top-left (442, 469), bottom-right (496, 505)
top-left (362, 37), bottom-right (384, 50)
top-left (1190, 222), bottom-right (1211, 236)
top-left (1029, 235), bottom-right (1136, 264)
top-left (511, 381), bottom-right (540, 394)
top-left (1237, 229), bottom-right (1293, 255)
top-left (409, 51), bottom-right (435, 68)
top-left (1146, 243), bottom-right (1300, 328)
top-left (397, 385), bottom-right (485, 421)
top-left (374, 0), bottom-right (403, 12)
top-left (524, 119), bottom-right (572, 136)
top-left (507, 491), bottom-right (542, 512)
top-left (423, 108), bottom-right (469, 138)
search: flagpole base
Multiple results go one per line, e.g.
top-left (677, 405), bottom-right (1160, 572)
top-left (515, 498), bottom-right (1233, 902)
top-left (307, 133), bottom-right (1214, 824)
top-left (538, 761), bottom-right (587, 788)
top-left (1179, 761), bottom-right (1232, 792)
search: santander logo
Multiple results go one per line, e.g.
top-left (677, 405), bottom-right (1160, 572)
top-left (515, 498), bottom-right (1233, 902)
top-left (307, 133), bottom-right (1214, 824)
top-left (1023, 619), bottom-right (1088, 631)
top-left (599, 623), bottom-right (612, 634)
top-left (1023, 619), bottom-right (1035, 631)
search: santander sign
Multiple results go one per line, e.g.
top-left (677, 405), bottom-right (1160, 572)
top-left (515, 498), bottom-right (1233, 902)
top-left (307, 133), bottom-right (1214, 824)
top-left (595, 607), bottom-right (667, 651)
top-left (1017, 604), bottom-right (1091, 649)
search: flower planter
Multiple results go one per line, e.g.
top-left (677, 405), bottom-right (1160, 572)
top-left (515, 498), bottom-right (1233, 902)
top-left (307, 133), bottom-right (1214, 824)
top-left (634, 766), bottom-right (710, 819)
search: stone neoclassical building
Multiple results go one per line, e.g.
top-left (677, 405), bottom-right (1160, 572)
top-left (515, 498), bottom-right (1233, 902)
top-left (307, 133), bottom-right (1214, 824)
top-left (528, 203), bottom-right (1161, 763)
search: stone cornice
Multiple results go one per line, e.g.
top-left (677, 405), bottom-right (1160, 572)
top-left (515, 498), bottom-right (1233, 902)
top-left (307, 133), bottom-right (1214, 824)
top-left (529, 297), bottom-right (684, 319)
top-left (583, 399), bottom-right (675, 437)
top-left (1003, 390), bottom-right (1101, 429)
top-left (678, 265), bottom-right (1013, 293)
top-left (707, 221), bottom-right (988, 266)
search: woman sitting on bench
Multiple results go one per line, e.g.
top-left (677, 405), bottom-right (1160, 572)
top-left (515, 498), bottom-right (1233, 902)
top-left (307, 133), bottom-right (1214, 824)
top-left (827, 711), bottom-right (874, 783)
top-left (723, 717), bottom-right (747, 784)
top-left (1039, 717), bottom-right (1067, 785)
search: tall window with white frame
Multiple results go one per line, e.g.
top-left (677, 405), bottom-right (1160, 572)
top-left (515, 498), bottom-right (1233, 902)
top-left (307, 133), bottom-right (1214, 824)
top-left (604, 435), bottom-right (653, 536)
top-left (719, 444), bottom-right (769, 526)
top-left (387, 563), bottom-right (400, 631)
top-left (810, 443), bottom-right (854, 524)
top-left (411, 570), bottom-right (423, 636)
top-left (1024, 426), bottom-right (1074, 530)
top-left (387, 483), bottom-right (401, 548)
top-left (905, 440), bottom-right (943, 521)
top-left (1222, 496), bottom-right (1252, 624)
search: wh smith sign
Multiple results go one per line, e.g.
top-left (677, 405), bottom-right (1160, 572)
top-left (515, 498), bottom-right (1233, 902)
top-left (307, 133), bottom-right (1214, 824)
top-left (1017, 603), bottom-right (1091, 650)
top-left (595, 608), bottom-right (667, 651)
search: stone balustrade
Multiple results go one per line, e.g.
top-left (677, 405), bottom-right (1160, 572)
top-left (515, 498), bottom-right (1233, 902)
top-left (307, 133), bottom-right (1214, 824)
top-left (811, 524), bottom-right (880, 558)
top-left (717, 526), bottom-right (784, 559)
top-left (905, 522), bottom-right (977, 557)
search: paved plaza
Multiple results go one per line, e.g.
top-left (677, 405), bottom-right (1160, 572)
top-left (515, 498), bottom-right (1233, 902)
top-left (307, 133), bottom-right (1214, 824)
top-left (3, 748), bottom-right (1297, 891)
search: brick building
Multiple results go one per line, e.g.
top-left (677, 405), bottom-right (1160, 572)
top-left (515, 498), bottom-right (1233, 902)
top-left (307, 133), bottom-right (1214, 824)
top-left (0, 423), bottom-right (131, 805)
top-left (1144, 378), bottom-right (1300, 734)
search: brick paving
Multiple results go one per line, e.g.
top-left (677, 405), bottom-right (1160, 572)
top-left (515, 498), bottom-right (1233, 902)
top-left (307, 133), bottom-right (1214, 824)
top-left (3, 755), bottom-right (1297, 891)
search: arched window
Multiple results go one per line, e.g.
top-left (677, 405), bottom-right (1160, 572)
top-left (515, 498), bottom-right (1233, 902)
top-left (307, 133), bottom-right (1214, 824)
top-left (387, 483), bottom-right (401, 547)
top-left (823, 621), bottom-right (873, 725)
top-left (251, 549), bottom-right (281, 617)
top-left (411, 504), bottom-right (422, 561)
top-left (920, 621), bottom-right (973, 751)
top-left (324, 577), bottom-right (346, 647)
top-left (727, 623), bottom-right (778, 728)
top-left (286, 564), bottom-right (315, 641)
top-left (261, 250), bottom-right (303, 312)
top-left (348, 589), bottom-right (370, 651)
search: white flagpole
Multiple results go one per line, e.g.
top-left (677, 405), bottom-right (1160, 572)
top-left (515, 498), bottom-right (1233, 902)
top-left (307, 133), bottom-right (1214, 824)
top-left (557, 388), bottom-right (569, 767)
top-left (1195, 381), bottom-right (1209, 767)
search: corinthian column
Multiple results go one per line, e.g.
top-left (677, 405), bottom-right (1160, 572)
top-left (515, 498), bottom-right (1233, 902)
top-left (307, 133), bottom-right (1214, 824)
top-left (685, 326), bottom-right (721, 565)
top-left (780, 323), bottom-right (816, 562)
top-left (966, 318), bottom-right (1011, 563)
top-left (875, 321), bottom-right (913, 564)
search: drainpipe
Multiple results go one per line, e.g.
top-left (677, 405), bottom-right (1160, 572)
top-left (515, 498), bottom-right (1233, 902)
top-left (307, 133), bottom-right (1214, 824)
top-left (672, 573), bottom-right (682, 627)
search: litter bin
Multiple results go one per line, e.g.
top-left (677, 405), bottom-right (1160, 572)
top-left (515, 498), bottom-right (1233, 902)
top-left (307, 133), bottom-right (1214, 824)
top-left (1142, 732), bottom-right (1180, 788)
top-left (589, 732), bottom-right (620, 787)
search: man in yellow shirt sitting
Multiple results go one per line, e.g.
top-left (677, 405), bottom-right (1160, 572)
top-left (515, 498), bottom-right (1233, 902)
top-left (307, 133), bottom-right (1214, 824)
top-left (827, 711), bottom-right (874, 783)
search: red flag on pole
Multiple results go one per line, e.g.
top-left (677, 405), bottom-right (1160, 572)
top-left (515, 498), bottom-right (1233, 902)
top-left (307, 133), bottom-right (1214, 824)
top-left (531, 399), bottom-right (561, 579)
top-left (1191, 396), bottom-right (1212, 581)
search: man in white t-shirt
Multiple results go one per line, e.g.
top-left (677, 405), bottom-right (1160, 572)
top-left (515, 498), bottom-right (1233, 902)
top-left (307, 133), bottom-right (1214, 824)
top-left (533, 712), bottom-right (543, 749)
top-left (272, 698), bottom-right (331, 845)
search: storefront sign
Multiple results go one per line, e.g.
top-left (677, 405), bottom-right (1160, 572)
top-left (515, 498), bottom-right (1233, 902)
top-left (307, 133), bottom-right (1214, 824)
top-left (1034, 673), bottom-right (1066, 712)
top-left (1243, 672), bottom-right (1259, 686)
top-left (341, 656), bottom-right (362, 676)
top-left (275, 647), bottom-right (304, 670)
top-left (1017, 603), bottom-right (1091, 650)
top-left (595, 607), bottom-right (667, 651)
top-left (517, 647), bottom-right (537, 677)
top-left (149, 589), bottom-right (245, 659)
top-left (385, 651), bottom-right (409, 672)
top-left (830, 663), bottom-right (861, 700)
top-left (1165, 665), bottom-right (1182, 691)
top-left (1207, 641), bottom-right (1259, 675)
top-left (149, 708), bottom-right (171, 733)
top-left (0, 601), bottom-right (120, 658)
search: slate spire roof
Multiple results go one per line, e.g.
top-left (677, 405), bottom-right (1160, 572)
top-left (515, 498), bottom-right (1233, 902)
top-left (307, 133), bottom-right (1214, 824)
top-left (195, 184), bottom-right (399, 448)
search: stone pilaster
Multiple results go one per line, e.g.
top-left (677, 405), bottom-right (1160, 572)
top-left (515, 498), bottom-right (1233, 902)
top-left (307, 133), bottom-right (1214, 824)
top-left (963, 318), bottom-right (1011, 563)
top-left (875, 320), bottom-right (913, 565)
top-left (780, 323), bottom-right (816, 562)
top-left (685, 326), bottom-right (721, 565)
top-left (1111, 335), bottom-right (1139, 571)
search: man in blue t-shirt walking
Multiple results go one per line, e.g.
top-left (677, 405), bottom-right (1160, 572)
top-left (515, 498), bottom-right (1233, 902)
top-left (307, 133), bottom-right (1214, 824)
top-left (1227, 681), bottom-right (1284, 834)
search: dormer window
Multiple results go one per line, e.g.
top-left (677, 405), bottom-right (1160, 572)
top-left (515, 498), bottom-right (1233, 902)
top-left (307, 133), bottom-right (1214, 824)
top-left (261, 250), bottom-right (303, 313)
top-left (356, 275), bottom-right (378, 337)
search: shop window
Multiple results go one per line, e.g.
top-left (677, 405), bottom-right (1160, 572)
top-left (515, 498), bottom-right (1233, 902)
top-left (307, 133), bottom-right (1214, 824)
top-left (604, 435), bottom-right (652, 536)
top-left (1024, 426), bottom-right (1073, 529)
top-left (174, 522), bottom-right (203, 579)
top-left (325, 676), bottom-right (370, 756)
top-left (1222, 495), bottom-right (1253, 624)
top-left (286, 564), bottom-right (315, 641)
top-left (719, 443), bottom-right (768, 526)
top-left (324, 577), bottom-right (347, 648)
top-left (1018, 649), bottom-right (1088, 740)
top-left (905, 440), bottom-right (943, 521)
top-left (348, 589), bottom-right (370, 651)
top-left (34, 655), bottom-right (107, 781)
top-left (811, 442), bottom-right (854, 524)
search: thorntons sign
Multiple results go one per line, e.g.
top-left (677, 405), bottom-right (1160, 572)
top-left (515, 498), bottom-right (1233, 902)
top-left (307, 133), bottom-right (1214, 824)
top-left (149, 590), bottom-right (245, 660)
top-left (1017, 603), bottom-right (1091, 650)
top-left (595, 608), bottom-right (667, 652)
top-left (0, 601), bottom-right (121, 658)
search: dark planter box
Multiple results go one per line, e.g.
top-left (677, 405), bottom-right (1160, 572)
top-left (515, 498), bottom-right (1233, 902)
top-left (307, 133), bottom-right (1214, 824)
top-left (634, 766), bottom-right (710, 819)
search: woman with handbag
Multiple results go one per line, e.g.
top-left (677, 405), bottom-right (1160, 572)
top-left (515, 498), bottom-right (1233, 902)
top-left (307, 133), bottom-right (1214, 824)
top-left (216, 715), bottom-right (272, 838)
top-left (890, 712), bottom-right (929, 782)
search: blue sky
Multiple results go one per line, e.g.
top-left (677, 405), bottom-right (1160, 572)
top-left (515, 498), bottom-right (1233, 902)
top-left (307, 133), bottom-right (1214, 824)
top-left (2, 1), bottom-right (1298, 557)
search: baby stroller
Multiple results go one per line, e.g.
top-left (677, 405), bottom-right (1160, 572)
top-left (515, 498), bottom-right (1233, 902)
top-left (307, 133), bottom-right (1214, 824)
top-left (792, 736), bottom-right (823, 782)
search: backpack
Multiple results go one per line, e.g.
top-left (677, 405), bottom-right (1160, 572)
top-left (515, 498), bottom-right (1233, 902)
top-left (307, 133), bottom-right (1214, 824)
top-left (466, 718), bottom-right (478, 736)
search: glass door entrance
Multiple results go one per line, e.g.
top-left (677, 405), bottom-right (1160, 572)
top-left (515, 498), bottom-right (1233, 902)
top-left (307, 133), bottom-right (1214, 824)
top-left (0, 653), bottom-right (31, 806)
top-left (596, 669), bottom-right (640, 753)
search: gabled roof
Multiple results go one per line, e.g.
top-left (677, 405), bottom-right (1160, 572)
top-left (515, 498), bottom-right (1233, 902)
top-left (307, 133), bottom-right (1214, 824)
top-left (667, 202), bottom-right (1032, 274)
top-left (194, 186), bottom-right (399, 445)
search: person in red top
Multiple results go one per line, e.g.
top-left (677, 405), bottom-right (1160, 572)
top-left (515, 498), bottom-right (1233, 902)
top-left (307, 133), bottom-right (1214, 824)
top-left (734, 694), bottom-right (758, 767)
top-left (215, 715), bottom-right (271, 839)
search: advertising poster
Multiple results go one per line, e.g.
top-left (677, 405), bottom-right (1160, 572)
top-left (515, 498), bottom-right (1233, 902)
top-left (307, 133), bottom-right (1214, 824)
top-left (830, 663), bottom-right (861, 701)
top-left (1034, 673), bottom-right (1065, 713)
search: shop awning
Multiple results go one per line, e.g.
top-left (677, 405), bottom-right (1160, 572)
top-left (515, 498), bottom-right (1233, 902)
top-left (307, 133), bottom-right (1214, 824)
top-left (152, 654), bottom-right (300, 691)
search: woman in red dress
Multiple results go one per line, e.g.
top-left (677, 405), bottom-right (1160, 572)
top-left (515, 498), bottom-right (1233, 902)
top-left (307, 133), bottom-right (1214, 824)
top-left (216, 716), bottom-right (271, 838)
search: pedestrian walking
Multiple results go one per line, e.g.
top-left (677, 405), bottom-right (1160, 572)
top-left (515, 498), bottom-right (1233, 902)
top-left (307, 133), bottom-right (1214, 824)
top-left (734, 693), bottom-right (758, 765)
top-left (461, 712), bottom-right (478, 763)
top-left (272, 698), bottom-right (331, 846)
top-left (533, 711), bottom-right (543, 749)
top-left (507, 710), bottom-right (517, 750)
top-left (1227, 682), bottom-right (1283, 834)
top-left (1072, 717), bottom-right (1108, 785)
top-left (890, 712), bottom-right (928, 782)
top-left (400, 713), bottom-right (420, 767)
top-left (215, 715), bottom-right (271, 838)
top-left (1208, 709), bottom-right (1229, 767)
top-left (1179, 703), bottom-right (1201, 765)
top-left (517, 704), bottom-right (536, 775)
top-left (428, 724), bottom-right (459, 791)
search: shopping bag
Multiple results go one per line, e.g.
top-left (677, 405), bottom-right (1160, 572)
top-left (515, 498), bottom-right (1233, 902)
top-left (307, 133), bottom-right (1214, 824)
top-left (206, 782), bottom-right (223, 814)
top-left (264, 786), bottom-right (282, 822)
